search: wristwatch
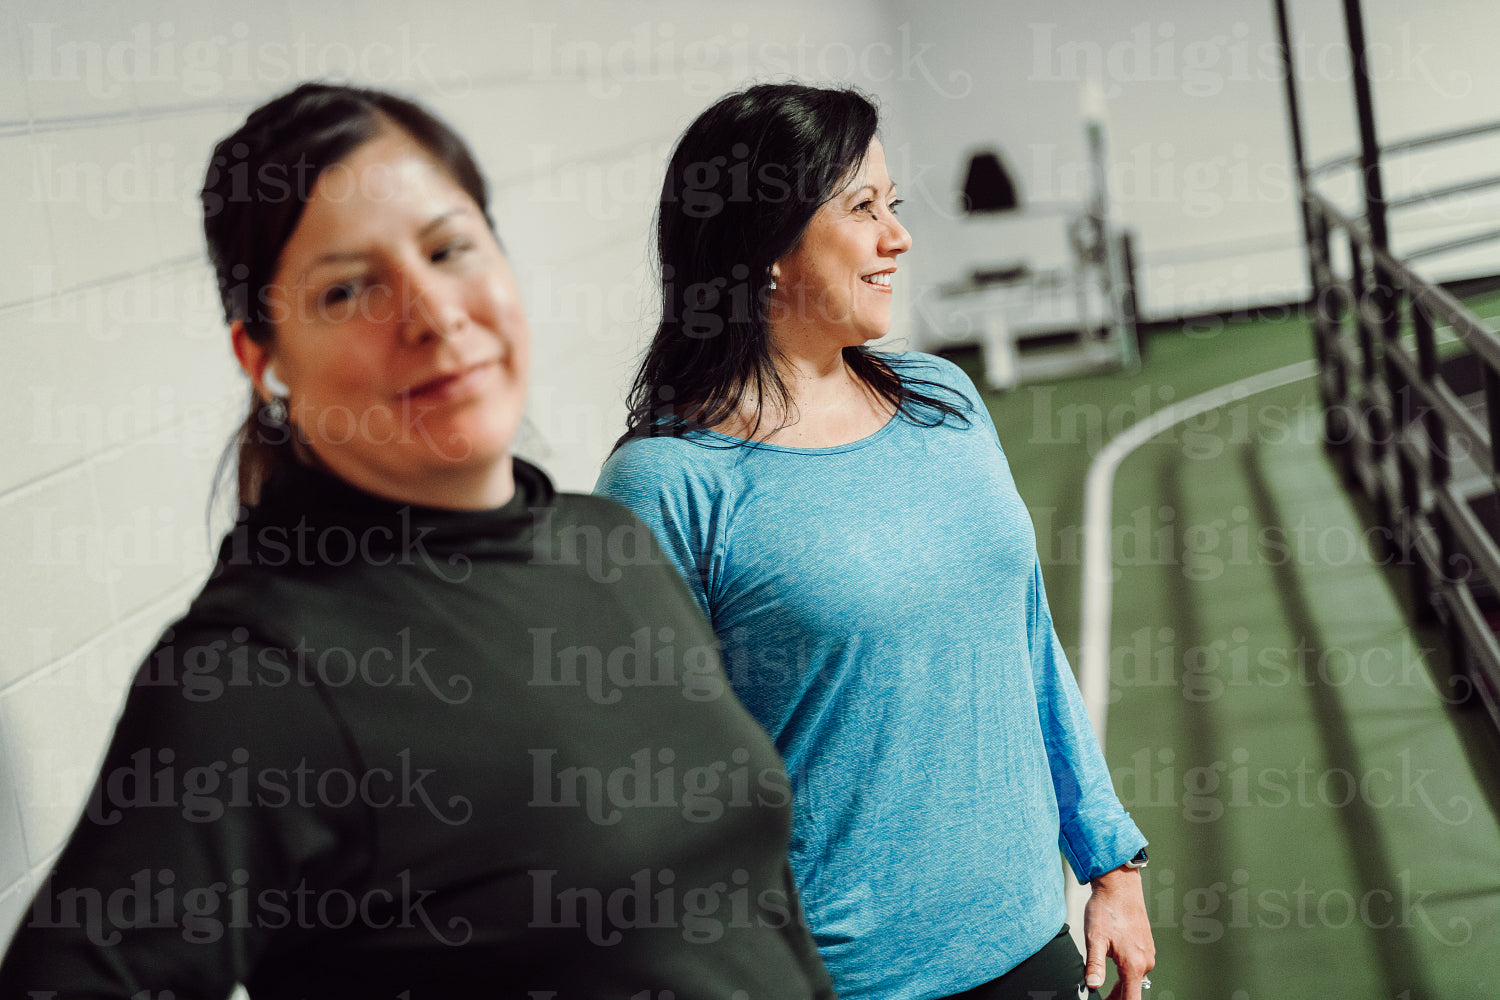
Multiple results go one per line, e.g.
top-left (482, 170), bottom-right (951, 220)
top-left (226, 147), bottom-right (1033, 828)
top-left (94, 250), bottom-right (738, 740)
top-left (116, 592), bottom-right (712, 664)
top-left (1123, 848), bottom-right (1149, 870)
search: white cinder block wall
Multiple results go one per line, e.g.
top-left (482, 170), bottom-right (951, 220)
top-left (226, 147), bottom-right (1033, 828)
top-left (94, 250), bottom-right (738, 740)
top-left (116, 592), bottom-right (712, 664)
top-left (0, 0), bottom-right (915, 951)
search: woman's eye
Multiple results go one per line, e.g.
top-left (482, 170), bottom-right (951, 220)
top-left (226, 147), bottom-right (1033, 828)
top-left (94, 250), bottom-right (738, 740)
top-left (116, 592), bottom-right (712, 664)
top-left (888, 199), bottom-right (903, 216)
top-left (432, 239), bottom-right (473, 263)
top-left (319, 280), bottom-right (362, 311)
top-left (854, 199), bottom-right (874, 214)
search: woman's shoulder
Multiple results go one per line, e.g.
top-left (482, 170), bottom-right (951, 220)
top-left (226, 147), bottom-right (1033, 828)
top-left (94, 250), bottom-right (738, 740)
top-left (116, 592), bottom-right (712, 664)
top-left (594, 436), bottom-right (750, 539)
top-left (115, 575), bottom-right (360, 772)
top-left (549, 487), bottom-right (677, 536)
top-left (598, 434), bottom-right (742, 490)
top-left (605, 432), bottom-right (710, 464)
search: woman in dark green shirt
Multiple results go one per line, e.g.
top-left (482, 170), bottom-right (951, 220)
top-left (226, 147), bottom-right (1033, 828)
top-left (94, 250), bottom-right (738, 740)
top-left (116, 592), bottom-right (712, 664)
top-left (0, 82), bottom-right (833, 1000)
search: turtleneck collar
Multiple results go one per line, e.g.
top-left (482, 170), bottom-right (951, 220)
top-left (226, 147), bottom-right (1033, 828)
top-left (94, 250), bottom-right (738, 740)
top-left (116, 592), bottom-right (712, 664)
top-left (231, 456), bottom-right (558, 567)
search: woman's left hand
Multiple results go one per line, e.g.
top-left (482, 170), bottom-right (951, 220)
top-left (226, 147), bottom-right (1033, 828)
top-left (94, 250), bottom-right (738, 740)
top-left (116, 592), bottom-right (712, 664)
top-left (1083, 865), bottom-right (1155, 1000)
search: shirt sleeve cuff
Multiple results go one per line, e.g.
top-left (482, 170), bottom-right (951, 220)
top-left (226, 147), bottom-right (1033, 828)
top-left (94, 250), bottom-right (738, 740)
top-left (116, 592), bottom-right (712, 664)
top-left (1059, 814), bottom-right (1148, 884)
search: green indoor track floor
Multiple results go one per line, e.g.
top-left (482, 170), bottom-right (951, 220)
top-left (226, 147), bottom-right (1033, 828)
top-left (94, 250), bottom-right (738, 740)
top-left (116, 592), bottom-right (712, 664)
top-left (948, 305), bottom-right (1500, 999)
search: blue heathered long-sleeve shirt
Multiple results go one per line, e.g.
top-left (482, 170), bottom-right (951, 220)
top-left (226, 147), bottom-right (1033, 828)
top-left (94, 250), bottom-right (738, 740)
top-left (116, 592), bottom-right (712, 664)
top-left (595, 352), bottom-right (1145, 1000)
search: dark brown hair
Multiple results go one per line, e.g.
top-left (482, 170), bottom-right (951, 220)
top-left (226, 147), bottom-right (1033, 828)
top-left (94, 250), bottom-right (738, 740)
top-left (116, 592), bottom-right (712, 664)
top-left (201, 81), bottom-right (492, 506)
top-left (615, 82), bottom-right (969, 451)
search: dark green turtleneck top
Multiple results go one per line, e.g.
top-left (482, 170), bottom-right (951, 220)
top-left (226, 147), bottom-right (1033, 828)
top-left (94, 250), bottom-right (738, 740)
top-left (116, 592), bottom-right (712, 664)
top-left (0, 458), bottom-right (834, 1000)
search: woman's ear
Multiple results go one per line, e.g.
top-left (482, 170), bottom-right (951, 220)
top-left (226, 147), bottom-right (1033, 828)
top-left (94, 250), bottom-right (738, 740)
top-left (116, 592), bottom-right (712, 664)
top-left (231, 321), bottom-right (276, 402)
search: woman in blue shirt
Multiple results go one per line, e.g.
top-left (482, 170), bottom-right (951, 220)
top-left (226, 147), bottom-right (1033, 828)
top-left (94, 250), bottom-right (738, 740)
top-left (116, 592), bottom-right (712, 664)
top-left (596, 83), bottom-right (1155, 1000)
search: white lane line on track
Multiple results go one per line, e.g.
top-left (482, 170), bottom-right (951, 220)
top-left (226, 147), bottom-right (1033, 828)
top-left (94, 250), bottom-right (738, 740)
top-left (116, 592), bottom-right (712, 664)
top-left (1065, 358), bottom-right (1319, 948)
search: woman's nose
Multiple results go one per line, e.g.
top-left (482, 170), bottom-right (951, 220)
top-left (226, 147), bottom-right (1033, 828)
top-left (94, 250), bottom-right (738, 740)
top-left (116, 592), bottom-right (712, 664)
top-left (882, 215), bottom-right (912, 255)
top-left (402, 265), bottom-right (466, 344)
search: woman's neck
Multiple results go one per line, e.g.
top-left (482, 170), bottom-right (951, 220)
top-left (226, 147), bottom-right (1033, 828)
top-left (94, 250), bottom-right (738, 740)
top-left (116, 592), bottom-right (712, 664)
top-left (297, 438), bottom-right (518, 510)
top-left (712, 343), bottom-right (894, 447)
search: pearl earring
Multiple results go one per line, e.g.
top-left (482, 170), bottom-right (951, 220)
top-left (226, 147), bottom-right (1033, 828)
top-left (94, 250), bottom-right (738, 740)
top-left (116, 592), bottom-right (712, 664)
top-left (263, 365), bottom-right (290, 424)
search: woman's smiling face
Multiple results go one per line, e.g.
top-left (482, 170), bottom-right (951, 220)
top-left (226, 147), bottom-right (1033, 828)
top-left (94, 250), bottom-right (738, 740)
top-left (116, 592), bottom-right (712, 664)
top-left (251, 128), bottom-right (531, 505)
top-left (769, 138), bottom-right (911, 349)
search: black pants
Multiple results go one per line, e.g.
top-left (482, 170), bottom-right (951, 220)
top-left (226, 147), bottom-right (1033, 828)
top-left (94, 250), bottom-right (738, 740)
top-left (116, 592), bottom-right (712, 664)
top-left (942, 926), bottom-right (1101, 1000)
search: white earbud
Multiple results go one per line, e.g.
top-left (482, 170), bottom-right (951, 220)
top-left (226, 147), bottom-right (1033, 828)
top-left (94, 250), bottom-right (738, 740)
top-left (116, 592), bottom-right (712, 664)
top-left (263, 365), bottom-right (290, 398)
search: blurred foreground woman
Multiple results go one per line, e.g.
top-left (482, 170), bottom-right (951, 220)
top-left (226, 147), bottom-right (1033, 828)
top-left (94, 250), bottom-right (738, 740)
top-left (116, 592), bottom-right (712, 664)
top-left (0, 83), bottom-right (832, 1000)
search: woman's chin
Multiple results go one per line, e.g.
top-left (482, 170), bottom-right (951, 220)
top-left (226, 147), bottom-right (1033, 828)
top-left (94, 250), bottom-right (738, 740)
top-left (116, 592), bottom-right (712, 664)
top-left (408, 398), bottom-right (523, 465)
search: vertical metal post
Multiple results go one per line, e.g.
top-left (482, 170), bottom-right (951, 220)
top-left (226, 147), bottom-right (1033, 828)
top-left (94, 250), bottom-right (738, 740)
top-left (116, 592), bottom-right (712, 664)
top-left (1119, 229), bottom-right (1142, 361)
top-left (1413, 298), bottom-right (1437, 380)
top-left (1342, 0), bottom-right (1395, 507)
top-left (1082, 82), bottom-right (1140, 370)
top-left (1273, 0), bottom-right (1316, 301)
top-left (1343, 0), bottom-right (1389, 250)
top-left (1349, 235), bottom-right (1374, 383)
top-left (1485, 365), bottom-right (1500, 477)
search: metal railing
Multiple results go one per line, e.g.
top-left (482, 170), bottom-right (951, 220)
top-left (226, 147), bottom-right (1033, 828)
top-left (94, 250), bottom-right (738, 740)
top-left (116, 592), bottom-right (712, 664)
top-left (1305, 187), bottom-right (1500, 724)
top-left (1277, 0), bottom-right (1500, 727)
